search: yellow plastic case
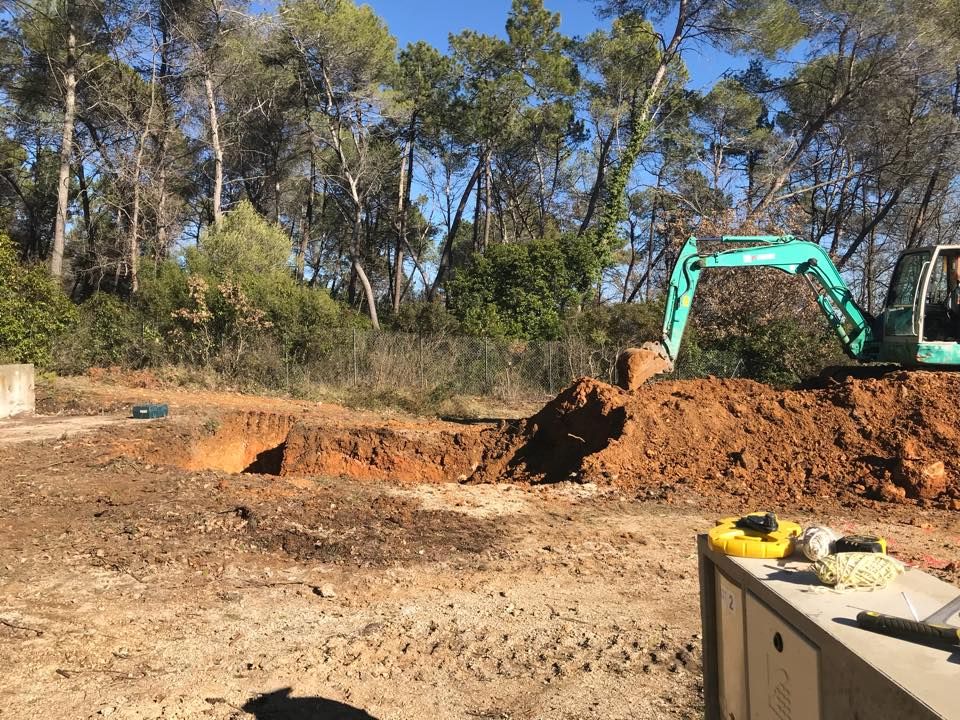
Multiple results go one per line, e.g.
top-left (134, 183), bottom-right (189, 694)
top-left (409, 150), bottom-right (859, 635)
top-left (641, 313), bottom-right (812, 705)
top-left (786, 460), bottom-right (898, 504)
top-left (707, 515), bottom-right (802, 559)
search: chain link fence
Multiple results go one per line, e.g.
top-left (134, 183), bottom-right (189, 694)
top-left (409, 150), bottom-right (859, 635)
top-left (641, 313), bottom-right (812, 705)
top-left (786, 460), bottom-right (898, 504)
top-left (295, 329), bottom-right (739, 401)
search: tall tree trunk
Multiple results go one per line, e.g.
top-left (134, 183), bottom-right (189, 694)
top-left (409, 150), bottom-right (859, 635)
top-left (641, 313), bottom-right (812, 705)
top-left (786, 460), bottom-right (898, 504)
top-left (51, 23), bottom-right (77, 278)
top-left (402, 231), bottom-right (430, 292)
top-left (271, 147), bottom-right (281, 225)
top-left (626, 244), bottom-right (668, 303)
top-left (128, 53), bottom-right (158, 295)
top-left (828, 175), bottom-right (854, 255)
top-left (70, 153), bottom-right (93, 299)
top-left (75, 157), bottom-right (92, 244)
top-left (534, 145), bottom-right (547, 238)
top-left (622, 219), bottom-right (637, 303)
top-left (578, 128), bottom-right (615, 237)
top-left (493, 182), bottom-right (508, 242)
top-left (352, 204), bottom-right (380, 330)
top-left (907, 170), bottom-right (940, 248)
top-left (745, 150), bottom-right (757, 206)
top-left (472, 152), bottom-right (483, 252)
top-left (645, 181), bottom-right (659, 301)
top-left (298, 96), bottom-right (317, 281)
top-left (156, 162), bottom-right (168, 262)
top-left (865, 228), bottom-right (875, 314)
top-left (482, 151), bottom-right (492, 250)
top-left (592, 0), bottom-right (687, 262)
top-left (128, 165), bottom-right (143, 293)
top-left (298, 150), bottom-right (315, 281)
top-left (155, 17), bottom-right (172, 265)
top-left (273, 173), bottom-right (281, 225)
top-left (204, 72), bottom-right (224, 225)
top-left (393, 115), bottom-right (416, 313)
top-left (307, 179), bottom-right (327, 287)
top-left (429, 158), bottom-right (483, 300)
top-left (838, 188), bottom-right (902, 268)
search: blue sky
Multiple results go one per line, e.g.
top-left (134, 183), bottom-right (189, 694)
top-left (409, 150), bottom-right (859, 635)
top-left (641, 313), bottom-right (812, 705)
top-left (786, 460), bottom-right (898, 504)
top-left (363, 0), bottom-right (748, 90)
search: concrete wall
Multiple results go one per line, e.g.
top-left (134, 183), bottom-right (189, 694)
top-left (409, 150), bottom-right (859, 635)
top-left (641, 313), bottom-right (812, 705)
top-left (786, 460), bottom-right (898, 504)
top-left (0, 364), bottom-right (35, 418)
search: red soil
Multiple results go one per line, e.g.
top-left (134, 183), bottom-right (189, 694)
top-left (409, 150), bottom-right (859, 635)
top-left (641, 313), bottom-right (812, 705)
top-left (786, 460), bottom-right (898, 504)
top-left (472, 372), bottom-right (960, 509)
top-left (131, 370), bottom-right (960, 511)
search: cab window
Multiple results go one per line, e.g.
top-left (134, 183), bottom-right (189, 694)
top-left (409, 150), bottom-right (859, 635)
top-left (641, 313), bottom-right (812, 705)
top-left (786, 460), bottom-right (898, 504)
top-left (926, 256), bottom-right (949, 305)
top-left (887, 252), bottom-right (930, 307)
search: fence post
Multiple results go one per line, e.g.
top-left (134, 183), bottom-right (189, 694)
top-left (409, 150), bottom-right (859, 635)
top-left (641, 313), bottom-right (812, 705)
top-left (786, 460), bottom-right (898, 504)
top-left (352, 327), bottom-right (358, 386)
top-left (547, 341), bottom-right (553, 395)
top-left (418, 333), bottom-right (425, 389)
top-left (483, 338), bottom-right (490, 390)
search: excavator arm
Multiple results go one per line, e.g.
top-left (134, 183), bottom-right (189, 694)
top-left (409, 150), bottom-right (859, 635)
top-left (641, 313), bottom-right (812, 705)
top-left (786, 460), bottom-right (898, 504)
top-left (650, 235), bottom-right (879, 371)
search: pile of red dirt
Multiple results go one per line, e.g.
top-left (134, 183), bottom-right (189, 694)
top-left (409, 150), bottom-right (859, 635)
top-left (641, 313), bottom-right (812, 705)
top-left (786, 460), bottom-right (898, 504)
top-left (471, 371), bottom-right (960, 508)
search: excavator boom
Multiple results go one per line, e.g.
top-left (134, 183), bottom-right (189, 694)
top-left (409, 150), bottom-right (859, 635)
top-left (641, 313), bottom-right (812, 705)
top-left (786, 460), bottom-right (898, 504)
top-left (633, 235), bottom-right (878, 383)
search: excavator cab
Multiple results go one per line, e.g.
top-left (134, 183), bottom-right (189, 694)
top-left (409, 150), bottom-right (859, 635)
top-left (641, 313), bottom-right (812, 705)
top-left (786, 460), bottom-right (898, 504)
top-left (879, 246), bottom-right (960, 366)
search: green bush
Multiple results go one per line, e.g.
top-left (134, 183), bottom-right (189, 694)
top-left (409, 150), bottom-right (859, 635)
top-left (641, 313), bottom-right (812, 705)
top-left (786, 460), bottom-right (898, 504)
top-left (186, 201), bottom-right (291, 277)
top-left (721, 317), bottom-right (847, 386)
top-left (0, 234), bottom-right (77, 366)
top-left (389, 301), bottom-right (461, 335)
top-left (246, 272), bottom-right (348, 359)
top-left (132, 203), bottom-right (357, 381)
top-left (563, 301), bottom-right (664, 347)
top-left (137, 259), bottom-right (190, 332)
top-left (84, 294), bottom-right (147, 364)
top-left (673, 318), bottom-right (848, 386)
top-left (58, 292), bottom-right (170, 374)
top-left (448, 233), bottom-right (595, 340)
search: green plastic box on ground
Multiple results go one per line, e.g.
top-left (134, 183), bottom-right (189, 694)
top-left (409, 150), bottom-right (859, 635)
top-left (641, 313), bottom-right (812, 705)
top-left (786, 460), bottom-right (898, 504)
top-left (132, 404), bottom-right (168, 420)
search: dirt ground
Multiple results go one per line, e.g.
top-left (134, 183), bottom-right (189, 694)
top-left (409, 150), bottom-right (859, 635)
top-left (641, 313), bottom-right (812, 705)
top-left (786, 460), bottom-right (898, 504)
top-left (2, 374), bottom-right (960, 719)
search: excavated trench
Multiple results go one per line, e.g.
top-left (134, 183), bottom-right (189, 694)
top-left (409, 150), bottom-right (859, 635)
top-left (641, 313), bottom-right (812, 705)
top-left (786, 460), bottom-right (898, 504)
top-left (180, 412), bottom-right (295, 475)
top-left (173, 410), bottom-right (488, 483)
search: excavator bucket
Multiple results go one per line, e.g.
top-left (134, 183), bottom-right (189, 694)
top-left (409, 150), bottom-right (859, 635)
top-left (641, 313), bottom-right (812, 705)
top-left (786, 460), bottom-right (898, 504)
top-left (616, 343), bottom-right (674, 391)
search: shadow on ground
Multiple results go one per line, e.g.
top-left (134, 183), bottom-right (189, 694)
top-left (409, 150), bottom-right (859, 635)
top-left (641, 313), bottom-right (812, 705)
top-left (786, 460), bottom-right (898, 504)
top-left (241, 688), bottom-right (378, 719)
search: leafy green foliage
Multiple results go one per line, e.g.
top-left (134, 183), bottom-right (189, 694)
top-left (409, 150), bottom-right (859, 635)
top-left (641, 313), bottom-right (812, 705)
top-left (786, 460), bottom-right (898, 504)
top-left (449, 234), bottom-right (595, 339)
top-left (53, 293), bottom-right (163, 373)
top-left (282, 0), bottom-right (397, 90)
top-left (0, 234), bottom-right (76, 366)
top-left (677, 319), bottom-right (847, 387)
top-left (716, 0), bottom-right (807, 58)
top-left (139, 203), bottom-right (353, 375)
top-left (563, 301), bottom-right (664, 347)
top-left (79, 293), bottom-right (148, 365)
top-left (390, 302), bottom-right (462, 335)
top-left (187, 201), bottom-right (291, 278)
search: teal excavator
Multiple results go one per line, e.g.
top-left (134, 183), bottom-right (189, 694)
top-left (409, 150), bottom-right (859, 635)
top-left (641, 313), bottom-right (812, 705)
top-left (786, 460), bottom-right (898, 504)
top-left (634, 235), bottom-right (960, 383)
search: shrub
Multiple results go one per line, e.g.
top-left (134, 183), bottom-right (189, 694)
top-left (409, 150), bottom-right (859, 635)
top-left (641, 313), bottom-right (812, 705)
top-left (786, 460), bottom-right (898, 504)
top-left (186, 201), bottom-right (290, 277)
top-left (448, 233), bottom-right (594, 339)
top-left (136, 203), bottom-right (356, 378)
top-left (54, 293), bottom-right (162, 373)
top-left (563, 301), bottom-right (664, 347)
top-left (245, 272), bottom-right (349, 359)
top-left (0, 234), bottom-right (77, 366)
top-left (389, 301), bottom-right (461, 335)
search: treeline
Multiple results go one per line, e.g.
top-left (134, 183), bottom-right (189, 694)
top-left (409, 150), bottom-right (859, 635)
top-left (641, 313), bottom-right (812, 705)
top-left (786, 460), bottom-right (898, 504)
top-left (1, 0), bottom-right (959, 382)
